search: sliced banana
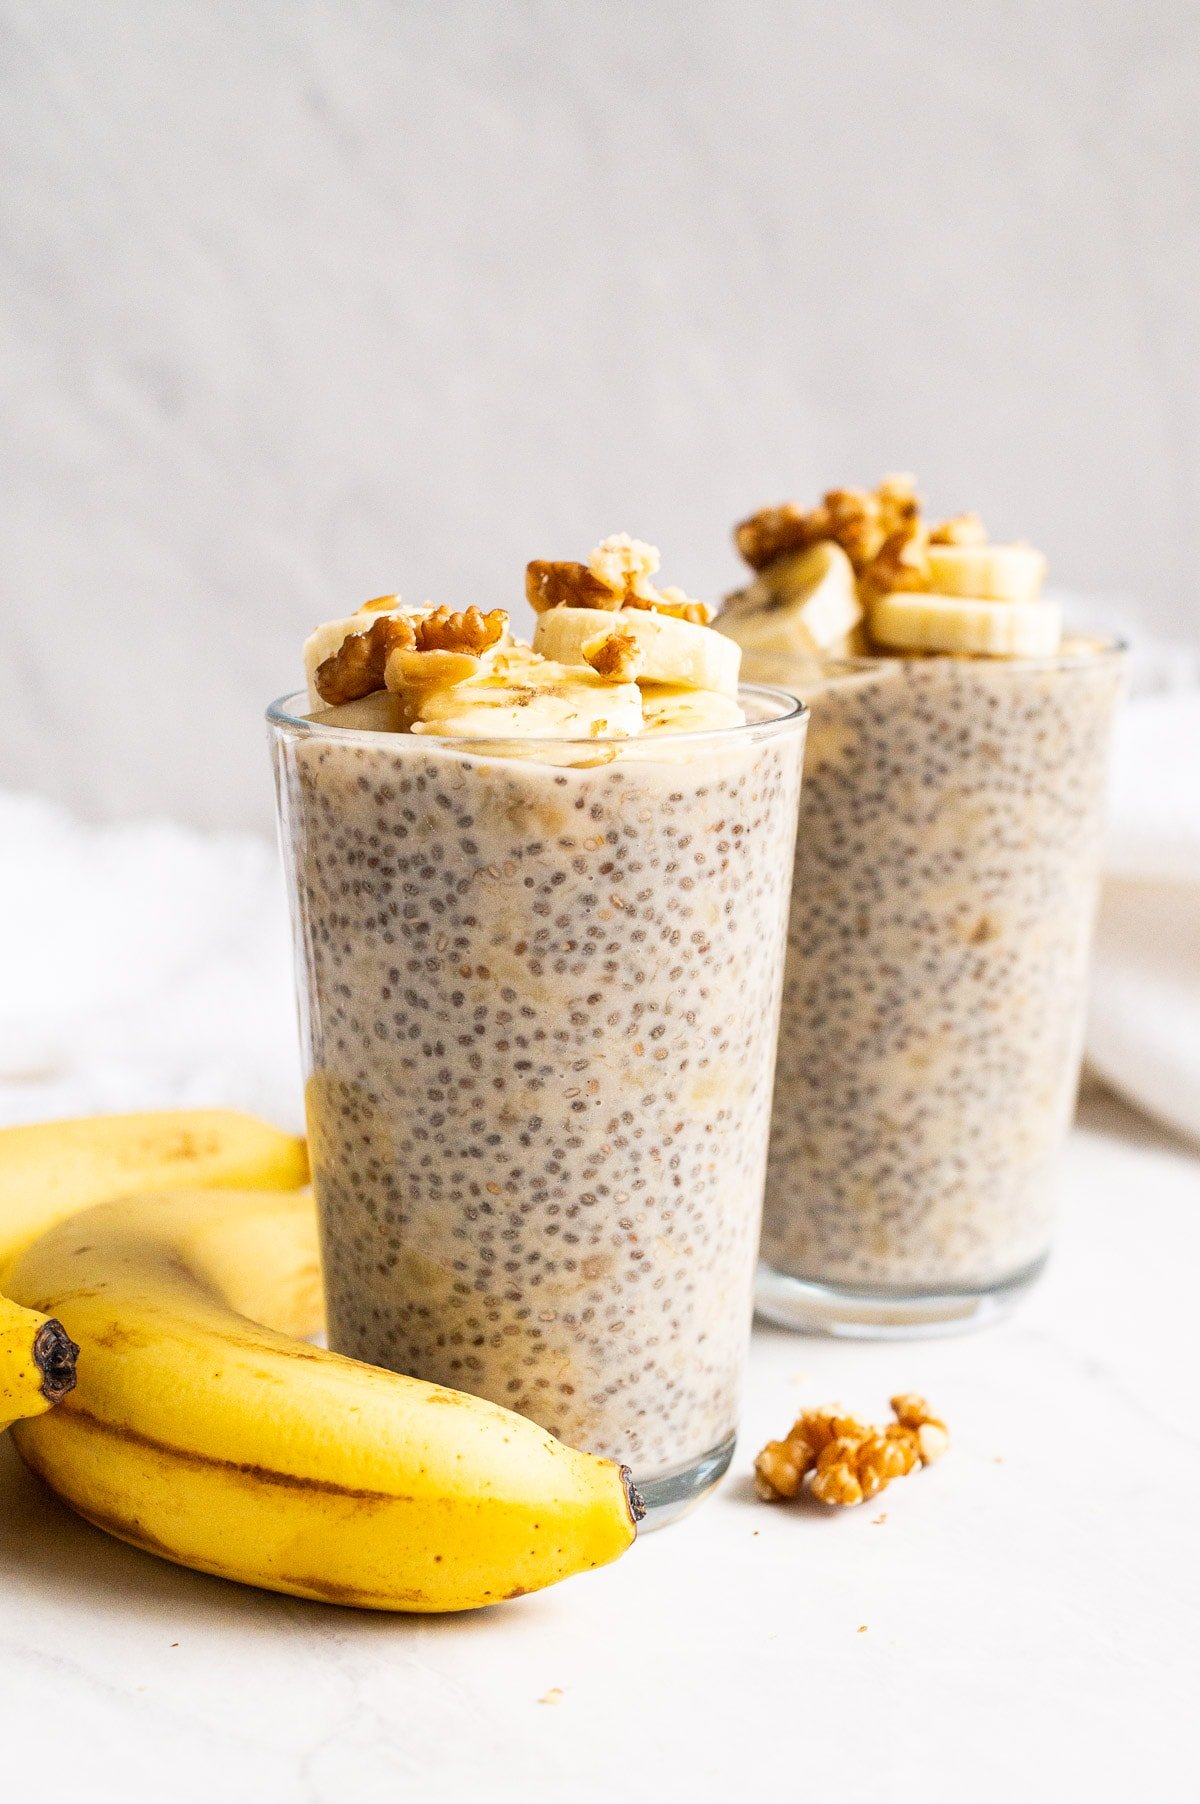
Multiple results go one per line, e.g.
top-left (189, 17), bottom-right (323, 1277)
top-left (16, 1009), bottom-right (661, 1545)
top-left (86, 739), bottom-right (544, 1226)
top-left (638, 683), bottom-right (746, 734)
top-left (925, 544), bottom-right (1046, 604)
top-left (309, 690), bottom-right (411, 732)
top-left (533, 606), bottom-right (740, 698)
top-left (870, 592), bottom-right (1062, 657)
top-left (717, 541), bottom-right (862, 659)
top-left (410, 658), bottom-right (644, 739)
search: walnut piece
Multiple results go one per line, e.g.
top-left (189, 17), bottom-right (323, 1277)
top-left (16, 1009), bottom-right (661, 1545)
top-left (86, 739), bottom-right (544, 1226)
top-left (583, 627), bottom-right (645, 682)
top-left (858, 525), bottom-right (931, 603)
top-left (735, 475), bottom-right (930, 604)
top-left (625, 583), bottom-right (715, 625)
top-left (526, 560), bottom-right (623, 614)
top-left (314, 613), bottom-right (417, 705)
top-left (410, 604), bottom-right (508, 656)
top-left (527, 537), bottom-right (714, 622)
top-left (734, 502), bottom-right (814, 573)
top-left (929, 512), bottom-right (988, 546)
top-left (754, 1394), bottom-right (948, 1507)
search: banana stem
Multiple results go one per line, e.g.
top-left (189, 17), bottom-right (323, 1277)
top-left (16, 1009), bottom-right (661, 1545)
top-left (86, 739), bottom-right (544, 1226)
top-left (33, 1318), bottom-right (79, 1404)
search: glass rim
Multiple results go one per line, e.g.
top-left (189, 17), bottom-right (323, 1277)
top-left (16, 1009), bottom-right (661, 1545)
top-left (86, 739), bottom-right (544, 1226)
top-left (752, 634), bottom-right (1129, 680)
top-left (266, 681), bottom-right (807, 751)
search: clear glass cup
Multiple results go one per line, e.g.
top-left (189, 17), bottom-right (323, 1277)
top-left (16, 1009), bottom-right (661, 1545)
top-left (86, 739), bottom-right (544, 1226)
top-left (747, 642), bottom-right (1125, 1337)
top-left (269, 686), bottom-right (807, 1524)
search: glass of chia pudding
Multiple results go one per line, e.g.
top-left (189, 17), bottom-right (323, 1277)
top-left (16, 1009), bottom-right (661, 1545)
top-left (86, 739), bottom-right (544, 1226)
top-left (720, 477), bottom-right (1125, 1336)
top-left (270, 536), bottom-right (806, 1523)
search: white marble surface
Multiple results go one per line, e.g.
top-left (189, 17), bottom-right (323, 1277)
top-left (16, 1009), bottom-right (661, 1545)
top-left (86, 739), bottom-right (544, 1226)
top-left (1, 1089), bottom-right (1196, 1804)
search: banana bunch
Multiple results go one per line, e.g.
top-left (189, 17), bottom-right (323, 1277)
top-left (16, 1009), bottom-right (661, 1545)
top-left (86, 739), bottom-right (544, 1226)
top-left (6, 1185), bottom-right (639, 1610)
top-left (0, 1110), bottom-right (305, 1431)
top-left (0, 1109), bottom-right (308, 1280)
top-left (0, 1112), bottom-right (639, 1609)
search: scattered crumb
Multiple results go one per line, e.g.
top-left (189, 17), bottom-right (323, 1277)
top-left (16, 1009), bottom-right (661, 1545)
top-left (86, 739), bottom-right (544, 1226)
top-left (752, 1530), bottom-right (760, 1537)
top-left (871, 1513), bottom-right (887, 1526)
top-left (170, 1642), bottom-right (179, 1649)
top-left (994, 1456), bottom-right (1005, 1465)
top-left (857, 1625), bottom-right (868, 1634)
top-left (539, 1687), bottom-right (565, 1706)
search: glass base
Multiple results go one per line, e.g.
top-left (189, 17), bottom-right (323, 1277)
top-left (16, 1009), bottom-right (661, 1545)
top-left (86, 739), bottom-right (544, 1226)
top-left (754, 1255), bottom-right (1048, 1339)
top-left (633, 1433), bottom-right (737, 1531)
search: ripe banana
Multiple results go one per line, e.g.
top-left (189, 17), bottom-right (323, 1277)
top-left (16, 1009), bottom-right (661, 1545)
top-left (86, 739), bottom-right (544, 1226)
top-left (0, 1294), bottom-right (77, 1432)
top-left (718, 541), bottom-right (863, 659)
top-left (533, 606), bottom-right (741, 698)
top-left (7, 1188), bottom-right (639, 1610)
top-left (0, 1110), bottom-right (308, 1277)
top-left (926, 543), bottom-right (1046, 604)
top-left (870, 592), bottom-right (1063, 657)
top-left (410, 656), bottom-right (644, 738)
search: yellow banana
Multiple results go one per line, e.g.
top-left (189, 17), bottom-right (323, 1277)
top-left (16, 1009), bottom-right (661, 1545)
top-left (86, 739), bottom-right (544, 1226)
top-left (7, 1188), bottom-right (640, 1611)
top-left (925, 543), bottom-right (1046, 603)
top-left (0, 1293), bottom-right (77, 1432)
top-left (870, 591), bottom-right (1062, 657)
top-left (0, 1109), bottom-right (308, 1276)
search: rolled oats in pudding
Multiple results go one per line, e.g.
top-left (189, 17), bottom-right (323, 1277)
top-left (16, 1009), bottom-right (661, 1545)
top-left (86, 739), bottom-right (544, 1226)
top-left (271, 535), bottom-right (805, 1485)
top-left (719, 478), bottom-right (1123, 1308)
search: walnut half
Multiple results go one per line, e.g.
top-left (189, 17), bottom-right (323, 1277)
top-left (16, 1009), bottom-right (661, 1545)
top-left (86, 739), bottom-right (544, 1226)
top-left (527, 535), bottom-right (714, 622)
top-left (526, 561), bottom-right (623, 614)
top-left (314, 613), bottom-right (418, 705)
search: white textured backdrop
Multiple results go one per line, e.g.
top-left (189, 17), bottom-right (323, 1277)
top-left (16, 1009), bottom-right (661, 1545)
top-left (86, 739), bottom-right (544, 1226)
top-left (3, 0), bottom-right (1199, 828)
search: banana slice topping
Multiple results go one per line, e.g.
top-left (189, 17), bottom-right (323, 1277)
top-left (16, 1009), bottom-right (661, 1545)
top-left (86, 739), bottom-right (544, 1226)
top-left (534, 605), bottom-right (741, 697)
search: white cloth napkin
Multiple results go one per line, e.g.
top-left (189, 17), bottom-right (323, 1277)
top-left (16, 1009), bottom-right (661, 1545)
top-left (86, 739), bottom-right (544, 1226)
top-left (0, 793), bottom-right (303, 1131)
top-left (1086, 686), bottom-right (1200, 1146)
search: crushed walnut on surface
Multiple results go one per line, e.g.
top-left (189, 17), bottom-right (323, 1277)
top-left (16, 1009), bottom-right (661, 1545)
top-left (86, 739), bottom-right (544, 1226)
top-left (754, 1394), bottom-right (949, 1507)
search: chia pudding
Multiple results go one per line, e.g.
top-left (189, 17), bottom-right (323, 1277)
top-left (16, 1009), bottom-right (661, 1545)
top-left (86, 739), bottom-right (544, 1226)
top-left (721, 479), bottom-right (1124, 1330)
top-left (270, 537), bottom-right (805, 1510)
